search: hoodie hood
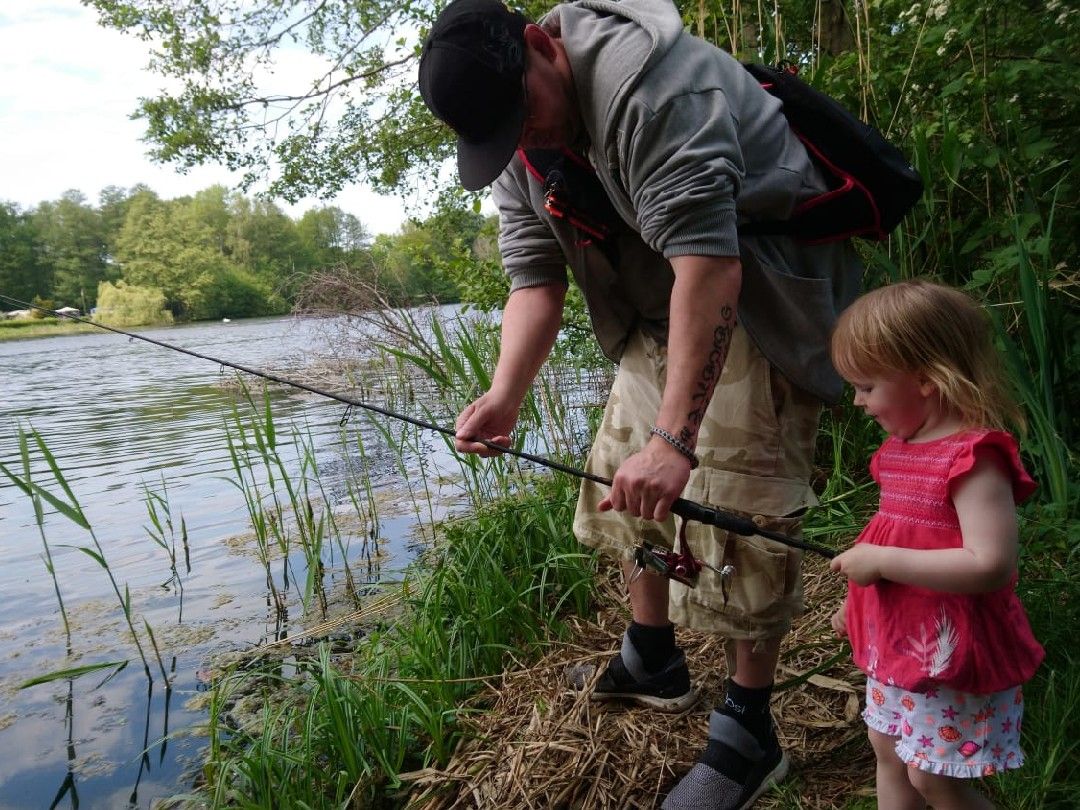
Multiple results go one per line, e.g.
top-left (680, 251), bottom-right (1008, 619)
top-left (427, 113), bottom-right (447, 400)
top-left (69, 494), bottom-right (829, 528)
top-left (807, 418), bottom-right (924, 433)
top-left (543, 0), bottom-right (684, 139)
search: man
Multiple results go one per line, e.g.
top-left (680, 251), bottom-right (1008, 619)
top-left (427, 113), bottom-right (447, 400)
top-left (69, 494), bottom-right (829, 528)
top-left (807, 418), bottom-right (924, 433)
top-left (418, 1), bottom-right (861, 807)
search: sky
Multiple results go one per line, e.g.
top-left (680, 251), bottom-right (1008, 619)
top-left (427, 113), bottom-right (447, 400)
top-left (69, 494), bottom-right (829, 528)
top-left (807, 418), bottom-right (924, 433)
top-left (0, 0), bottom-right (415, 235)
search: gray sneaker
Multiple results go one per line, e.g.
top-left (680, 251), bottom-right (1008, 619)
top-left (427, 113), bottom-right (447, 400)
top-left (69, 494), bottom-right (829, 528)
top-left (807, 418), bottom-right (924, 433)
top-left (590, 630), bottom-right (696, 712)
top-left (661, 710), bottom-right (789, 809)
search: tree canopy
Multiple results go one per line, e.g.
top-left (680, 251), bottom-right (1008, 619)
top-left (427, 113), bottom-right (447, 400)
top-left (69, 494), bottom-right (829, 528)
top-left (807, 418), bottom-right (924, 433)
top-left (0, 184), bottom-right (484, 321)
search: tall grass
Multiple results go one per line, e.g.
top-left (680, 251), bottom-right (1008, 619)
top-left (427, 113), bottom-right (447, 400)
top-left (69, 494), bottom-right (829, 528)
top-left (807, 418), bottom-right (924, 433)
top-left (143, 475), bottom-right (189, 621)
top-left (989, 204), bottom-right (1074, 520)
top-left (0, 426), bottom-right (166, 683)
top-left (183, 474), bottom-right (593, 807)
top-left (224, 384), bottom-right (358, 618)
top-left (0, 428), bottom-right (72, 647)
top-left (173, 304), bottom-right (601, 807)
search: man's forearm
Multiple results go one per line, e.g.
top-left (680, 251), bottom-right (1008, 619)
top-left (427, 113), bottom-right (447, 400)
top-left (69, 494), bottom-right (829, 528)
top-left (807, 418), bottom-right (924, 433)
top-left (489, 283), bottom-right (567, 404)
top-left (657, 255), bottom-right (742, 451)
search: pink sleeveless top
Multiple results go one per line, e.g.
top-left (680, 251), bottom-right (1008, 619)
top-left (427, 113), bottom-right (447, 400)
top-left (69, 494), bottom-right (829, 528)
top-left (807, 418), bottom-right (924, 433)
top-left (846, 429), bottom-right (1044, 694)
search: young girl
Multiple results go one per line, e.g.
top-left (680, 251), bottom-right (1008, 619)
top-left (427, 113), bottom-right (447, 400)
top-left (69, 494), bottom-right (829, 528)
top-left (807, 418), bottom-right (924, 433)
top-left (828, 280), bottom-right (1044, 810)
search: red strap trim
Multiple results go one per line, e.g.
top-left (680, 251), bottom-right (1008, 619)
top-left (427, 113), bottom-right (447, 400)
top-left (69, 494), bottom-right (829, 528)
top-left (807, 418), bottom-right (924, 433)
top-left (790, 127), bottom-right (883, 237)
top-left (517, 148), bottom-right (546, 183)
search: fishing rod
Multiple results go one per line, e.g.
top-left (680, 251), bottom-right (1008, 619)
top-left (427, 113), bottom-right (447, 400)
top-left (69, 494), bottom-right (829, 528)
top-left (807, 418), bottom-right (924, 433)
top-left (0, 295), bottom-right (837, 568)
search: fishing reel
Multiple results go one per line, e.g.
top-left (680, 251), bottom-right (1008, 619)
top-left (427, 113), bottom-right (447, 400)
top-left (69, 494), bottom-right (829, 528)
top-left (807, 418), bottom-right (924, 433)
top-left (631, 522), bottom-right (735, 588)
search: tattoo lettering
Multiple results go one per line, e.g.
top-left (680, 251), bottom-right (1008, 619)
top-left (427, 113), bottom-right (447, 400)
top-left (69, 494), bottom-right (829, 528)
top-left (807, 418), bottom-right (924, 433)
top-left (678, 305), bottom-right (735, 446)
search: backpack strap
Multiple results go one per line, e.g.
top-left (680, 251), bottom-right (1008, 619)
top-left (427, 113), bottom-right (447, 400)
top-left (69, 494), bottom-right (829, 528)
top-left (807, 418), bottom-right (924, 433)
top-left (519, 147), bottom-right (622, 265)
top-left (740, 62), bottom-right (923, 243)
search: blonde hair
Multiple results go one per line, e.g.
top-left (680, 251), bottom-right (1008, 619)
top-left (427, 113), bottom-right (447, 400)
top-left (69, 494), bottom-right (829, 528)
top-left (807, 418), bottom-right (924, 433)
top-left (831, 280), bottom-right (1023, 431)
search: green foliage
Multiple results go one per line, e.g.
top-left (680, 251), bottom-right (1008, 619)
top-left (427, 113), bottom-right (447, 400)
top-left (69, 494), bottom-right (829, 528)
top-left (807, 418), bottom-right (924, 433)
top-left (86, 0), bottom-right (443, 201)
top-left (30, 191), bottom-right (113, 312)
top-left (7, 183), bottom-right (390, 323)
top-left (0, 202), bottom-right (48, 303)
top-left (94, 280), bottom-right (173, 327)
top-left (0, 317), bottom-right (59, 331)
top-left (195, 472), bottom-right (593, 806)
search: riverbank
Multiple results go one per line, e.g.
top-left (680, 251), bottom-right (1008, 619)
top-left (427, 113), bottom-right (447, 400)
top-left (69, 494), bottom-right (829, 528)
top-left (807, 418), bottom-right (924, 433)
top-left (179, 468), bottom-right (1078, 809)
top-left (404, 553), bottom-right (867, 809)
top-left (0, 317), bottom-right (99, 340)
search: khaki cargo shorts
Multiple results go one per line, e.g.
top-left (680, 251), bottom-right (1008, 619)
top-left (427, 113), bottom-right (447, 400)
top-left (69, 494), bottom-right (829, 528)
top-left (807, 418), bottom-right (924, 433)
top-left (574, 327), bottom-right (822, 641)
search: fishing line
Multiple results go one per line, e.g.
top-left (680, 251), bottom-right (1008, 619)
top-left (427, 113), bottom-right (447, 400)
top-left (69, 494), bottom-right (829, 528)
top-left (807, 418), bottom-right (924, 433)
top-left (0, 295), bottom-right (836, 559)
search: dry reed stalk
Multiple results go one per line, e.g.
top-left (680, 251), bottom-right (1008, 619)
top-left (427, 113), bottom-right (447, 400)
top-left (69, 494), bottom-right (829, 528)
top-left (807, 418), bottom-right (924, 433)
top-left (404, 555), bottom-right (876, 809)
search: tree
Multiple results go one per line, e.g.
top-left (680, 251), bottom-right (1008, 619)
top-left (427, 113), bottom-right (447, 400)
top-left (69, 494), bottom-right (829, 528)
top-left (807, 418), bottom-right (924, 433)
top-left (84, 0), bottom-right (562, 202)
top-left (32, 191), bottom-right (112, 311)
top-left (0, 202), bottom-right (48, 305)
top-left (296, 207), bottom-right (370, 268)
top-left (228, 195), bottom-right (307, 301)
top-left (98, 185), bottom-right (151, 263)
top-left (95, 280), bottom-right (174, 326)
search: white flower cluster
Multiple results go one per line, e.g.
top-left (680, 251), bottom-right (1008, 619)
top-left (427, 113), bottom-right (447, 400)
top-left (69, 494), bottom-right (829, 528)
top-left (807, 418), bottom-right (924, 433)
top-left (1045, 0), bottom-right (1074, 25)
top-left (936, 26), bottom-right (958, 55)
top-left (899, 0), bottom-right (951, 26)
top-left (898, 3), bottom-right (922, 25)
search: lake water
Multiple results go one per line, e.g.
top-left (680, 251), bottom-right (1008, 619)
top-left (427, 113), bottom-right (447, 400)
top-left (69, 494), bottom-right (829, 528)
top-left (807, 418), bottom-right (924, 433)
top-left (0, 314), bottom-right (473, 809)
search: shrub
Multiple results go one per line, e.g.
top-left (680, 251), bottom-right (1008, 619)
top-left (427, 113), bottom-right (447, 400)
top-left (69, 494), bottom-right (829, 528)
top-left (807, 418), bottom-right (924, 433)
top-left (94, 281), bottom-right (174, 327)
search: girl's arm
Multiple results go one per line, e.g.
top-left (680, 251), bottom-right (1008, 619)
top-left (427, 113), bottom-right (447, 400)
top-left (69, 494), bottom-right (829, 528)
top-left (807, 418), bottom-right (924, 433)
top-left (830, 452), bottom-right (1019, 594)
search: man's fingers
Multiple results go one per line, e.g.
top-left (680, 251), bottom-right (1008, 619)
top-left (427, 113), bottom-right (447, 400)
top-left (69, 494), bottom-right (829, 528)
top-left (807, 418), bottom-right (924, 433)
top-left (652, 495), bottom-right (675, 523)
top-left (454, 433), bottom-right (511, 457)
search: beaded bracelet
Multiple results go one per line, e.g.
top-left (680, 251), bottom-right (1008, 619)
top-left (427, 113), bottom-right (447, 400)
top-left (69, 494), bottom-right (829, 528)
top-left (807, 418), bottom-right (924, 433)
top-left (649, 426), bottom-right (700, 470)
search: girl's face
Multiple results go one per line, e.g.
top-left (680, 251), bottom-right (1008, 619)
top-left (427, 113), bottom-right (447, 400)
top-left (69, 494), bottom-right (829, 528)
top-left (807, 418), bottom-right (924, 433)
top-left (846, 369), bottom-right (940, 441)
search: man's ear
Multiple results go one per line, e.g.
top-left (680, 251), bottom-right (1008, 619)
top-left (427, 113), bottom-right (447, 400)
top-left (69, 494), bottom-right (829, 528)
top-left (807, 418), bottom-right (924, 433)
top-left (523, 23), bottom-right (556, 62)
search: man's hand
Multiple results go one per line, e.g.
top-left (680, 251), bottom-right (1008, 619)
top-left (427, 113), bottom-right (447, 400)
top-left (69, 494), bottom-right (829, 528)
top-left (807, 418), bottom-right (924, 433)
top-left (596, 255), bottom-right (740, 524)
top-left (454, 283), bottom-right (565, 458)
top-left (454, 390), bottom-right (521, 456)
top-left (829, 544), bottom-right (885, 586)
top-left (598, 437), bottom-right (692, 521)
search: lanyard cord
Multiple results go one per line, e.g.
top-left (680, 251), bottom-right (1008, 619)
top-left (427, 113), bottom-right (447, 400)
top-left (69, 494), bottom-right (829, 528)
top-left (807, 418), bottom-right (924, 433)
top-left (0, 295), bottom-right (836, 559)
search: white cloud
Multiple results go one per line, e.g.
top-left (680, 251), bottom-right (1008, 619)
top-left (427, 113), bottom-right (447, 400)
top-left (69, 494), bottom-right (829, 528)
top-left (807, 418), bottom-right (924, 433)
top-left (0, 0), bottom-right (409, 234)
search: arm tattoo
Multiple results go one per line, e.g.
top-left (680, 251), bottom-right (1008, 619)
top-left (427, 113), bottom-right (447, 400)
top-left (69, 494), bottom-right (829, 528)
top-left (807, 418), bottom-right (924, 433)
top-left (678, 305), bottom-right (735, 446)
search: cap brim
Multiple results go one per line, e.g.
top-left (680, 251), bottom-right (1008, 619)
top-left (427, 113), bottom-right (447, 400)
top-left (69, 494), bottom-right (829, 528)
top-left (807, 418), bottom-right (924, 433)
top-left (456, 101), bottom-right (527, 191)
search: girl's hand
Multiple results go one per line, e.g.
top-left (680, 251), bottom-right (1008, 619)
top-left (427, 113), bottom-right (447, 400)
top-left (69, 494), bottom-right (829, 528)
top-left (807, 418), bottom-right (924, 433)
top-left (829, 545), bottom-right (884, 586)
top-left (830, 599), bottom-right (848, 637)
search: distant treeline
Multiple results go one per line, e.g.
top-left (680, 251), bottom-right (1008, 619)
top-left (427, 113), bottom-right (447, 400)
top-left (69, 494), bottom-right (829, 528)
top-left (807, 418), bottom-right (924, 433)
top-left (0, 185), bottom-right (497, 322)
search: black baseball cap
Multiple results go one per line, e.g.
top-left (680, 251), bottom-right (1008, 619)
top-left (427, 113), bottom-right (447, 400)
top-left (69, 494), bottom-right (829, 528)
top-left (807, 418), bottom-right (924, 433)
top-left (419, 0), bottom-right (528, 190)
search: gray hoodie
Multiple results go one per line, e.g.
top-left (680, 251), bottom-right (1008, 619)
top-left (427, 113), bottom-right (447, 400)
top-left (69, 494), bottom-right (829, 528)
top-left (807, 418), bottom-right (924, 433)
top-left (493, 0), bottom-right (862, 403)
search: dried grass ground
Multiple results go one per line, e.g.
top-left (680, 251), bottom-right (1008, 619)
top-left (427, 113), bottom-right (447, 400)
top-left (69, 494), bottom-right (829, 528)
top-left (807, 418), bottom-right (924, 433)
top-left (403, 555), bottom-right (876, 809)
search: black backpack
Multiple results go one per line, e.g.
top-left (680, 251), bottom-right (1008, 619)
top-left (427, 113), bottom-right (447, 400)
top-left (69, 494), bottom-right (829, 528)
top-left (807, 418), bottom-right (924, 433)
top-left (741, 62), bottom-right (924, 243)
top-left (523, 64), bottom-right (923, 247)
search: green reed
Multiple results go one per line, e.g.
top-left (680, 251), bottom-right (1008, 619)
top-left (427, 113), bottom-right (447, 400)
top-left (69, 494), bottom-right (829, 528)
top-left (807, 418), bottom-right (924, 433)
top-left (142, 475), bottom-right (188, 620)
top-left (339, 426), bottom-right (386, 588)
top-left (188, 472), bottom-right (593, 808)
top-left (224, 383), bottom-right (351, 616)
top-left (990, 202), bottom-right (1074, 519)
top-left (179, 302), bottom-right (600, 807)
top-left (1, 426), bottom-right (166, 683)
top-left (0, 428), bottom-right (71, 646)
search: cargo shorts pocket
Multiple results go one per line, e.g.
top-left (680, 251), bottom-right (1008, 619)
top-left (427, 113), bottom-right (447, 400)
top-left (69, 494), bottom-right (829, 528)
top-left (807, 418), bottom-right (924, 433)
top-left (683, 522), bottom-right (796, 618)
top-left (676, 466), bottom-right (810, 622)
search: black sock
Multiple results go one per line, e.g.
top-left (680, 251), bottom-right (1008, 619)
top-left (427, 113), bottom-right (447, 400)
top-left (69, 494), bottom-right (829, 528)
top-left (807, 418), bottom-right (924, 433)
top-left (721, 679), bottom-right (774, 742)
top-left (697, 681), bottom-right (776, 781)
top-left (626, 621), bottom-right (676, 673)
